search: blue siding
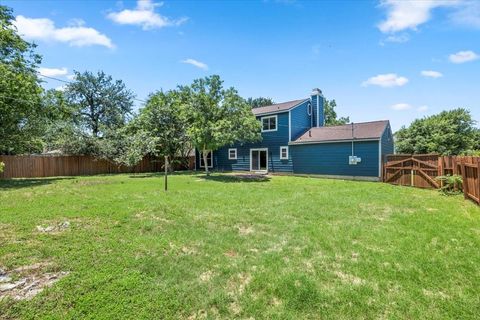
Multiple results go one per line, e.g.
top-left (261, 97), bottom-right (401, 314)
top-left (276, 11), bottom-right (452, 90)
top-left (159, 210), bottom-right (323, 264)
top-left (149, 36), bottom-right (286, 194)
top-left (290, 100), bottom-right (312, 141)
top-left (291, 140), bottom-right (380, 177)
top-left (212, 112), bottom-right (293, 172)
top-left (381, 123), bottom-right (394, 162)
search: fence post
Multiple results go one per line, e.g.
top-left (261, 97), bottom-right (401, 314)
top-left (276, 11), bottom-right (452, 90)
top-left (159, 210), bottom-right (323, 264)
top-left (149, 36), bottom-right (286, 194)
top-left (460, 159), bottom-right (468, 200)
top-left (438, 156), bottom-right (443, 188)
top-left (477, 159), bottom-right (480, 205)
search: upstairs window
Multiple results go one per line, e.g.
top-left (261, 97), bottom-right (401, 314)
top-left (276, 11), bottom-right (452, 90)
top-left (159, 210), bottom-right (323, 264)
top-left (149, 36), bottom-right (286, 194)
top-left (307, 103), bottom-right (312, 115)
top-left (280, 146), bottom-right (289, 160)
top-left (199, 151), bottom-right (213, 168)
top-left (261, 115), bottom-right (277, 132)
top-left (228, 148), bottom-right (237, 160)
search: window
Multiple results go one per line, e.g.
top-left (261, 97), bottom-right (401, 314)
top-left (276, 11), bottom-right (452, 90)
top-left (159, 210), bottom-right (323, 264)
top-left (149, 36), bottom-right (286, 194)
top-left (280, 146), bottom-right (288, 160)
top-left (261, 115), bottom-right (277, 132)
top-left (228, 148), bottom-right (237, 160)
top-left (199, 150), bottom-right (213, 168)
top-left (307, 102), bottom-right (312, 115)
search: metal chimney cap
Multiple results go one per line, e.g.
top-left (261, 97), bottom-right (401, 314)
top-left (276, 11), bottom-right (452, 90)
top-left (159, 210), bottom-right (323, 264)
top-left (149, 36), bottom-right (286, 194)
top-left (311, 88), bottom-right (322, 96)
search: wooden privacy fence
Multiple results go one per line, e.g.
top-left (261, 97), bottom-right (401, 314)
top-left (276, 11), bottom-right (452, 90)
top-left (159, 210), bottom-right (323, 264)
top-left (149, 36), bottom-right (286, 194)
top-left (0, 155), bottom-right (195, 179)
top-left (383, 154), bottom-right (480, 205)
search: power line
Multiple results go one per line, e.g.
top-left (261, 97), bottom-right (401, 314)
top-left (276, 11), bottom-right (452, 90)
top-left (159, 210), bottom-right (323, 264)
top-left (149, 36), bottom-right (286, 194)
top-left (37, 72), bottom-right (148, 104)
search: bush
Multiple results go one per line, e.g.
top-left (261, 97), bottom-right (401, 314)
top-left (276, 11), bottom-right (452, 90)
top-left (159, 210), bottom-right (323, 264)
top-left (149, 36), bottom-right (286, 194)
top-left (0, 161), bottom-right (4, 173)
top-left (436, 174), bottom-right (463, 195)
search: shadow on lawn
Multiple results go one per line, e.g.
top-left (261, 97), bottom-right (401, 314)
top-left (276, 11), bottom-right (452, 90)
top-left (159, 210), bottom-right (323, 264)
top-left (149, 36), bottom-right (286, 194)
top-left (128, 171), bottom-right (195, 179)
top-left (0, 177), bottom-right (74, 190)
top-left (200, 174), bottom-right (271, 183)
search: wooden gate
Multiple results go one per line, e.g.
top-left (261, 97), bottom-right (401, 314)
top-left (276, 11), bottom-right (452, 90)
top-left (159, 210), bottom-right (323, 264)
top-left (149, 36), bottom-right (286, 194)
top-left (383, 154), bottom-right (441, 188)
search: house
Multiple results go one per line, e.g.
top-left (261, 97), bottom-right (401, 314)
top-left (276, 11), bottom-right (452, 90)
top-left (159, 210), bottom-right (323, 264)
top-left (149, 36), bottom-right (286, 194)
top-left (195, 88), bottom-right (394, 181)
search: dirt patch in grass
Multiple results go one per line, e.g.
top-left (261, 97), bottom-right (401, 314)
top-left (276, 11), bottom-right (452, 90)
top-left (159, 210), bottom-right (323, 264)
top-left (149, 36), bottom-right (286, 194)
top-left (334, 271), bottom-right (365, 286)
top-left (237, 225), bottom-right (254, 236)
top-left (227, 272), bottom-right (252, 297)
top-left (0, 262), bottom-right (68, 300)
top-left (35, 221), bottom-right (70, 233)
top-left (199, 270), bottom-right (215, 283)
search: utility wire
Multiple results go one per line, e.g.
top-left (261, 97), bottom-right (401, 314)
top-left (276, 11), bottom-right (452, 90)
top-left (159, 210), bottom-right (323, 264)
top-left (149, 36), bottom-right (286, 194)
top-left (37, 72), bottom-right (149, 104)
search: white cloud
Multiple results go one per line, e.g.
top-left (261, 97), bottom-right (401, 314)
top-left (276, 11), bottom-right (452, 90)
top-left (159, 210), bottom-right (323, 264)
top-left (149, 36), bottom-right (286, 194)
top-left (66, 74), bottom-right (76, 80)
top-left (362, 73), bottom-right (408, 88)
top-left (421, 70), bottom-right (443, 78)
top-left (181, 58), bottom-right (208, 70)
top-left (391, 103), bottom-right (412, 111)
top-left (417, 105), bottom-right (429, 112)
top-left (55, 85), bottom-right (67, 92)
top-left (378, 0), bottom-right (459, 33)
top-left (38, 67), bottom-right (68, 77)
top-left (14, 15), bottom-right (114, 48)
top-left (449, 50), bottom-right (479, 63)
top-left (107, 0), bottom-right (188, 30)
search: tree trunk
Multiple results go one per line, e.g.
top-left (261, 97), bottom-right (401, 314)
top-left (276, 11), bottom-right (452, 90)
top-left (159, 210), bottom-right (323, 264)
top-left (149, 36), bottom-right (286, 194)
top-left (203, 149), bottom-right (210, 176)
top-left (164, 155), bottom-right (168, 191)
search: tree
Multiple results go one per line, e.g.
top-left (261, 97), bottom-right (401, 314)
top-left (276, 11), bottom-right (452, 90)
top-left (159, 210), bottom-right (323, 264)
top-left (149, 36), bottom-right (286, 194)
top-left (247, 97), bottom-right (274, 109)
top-left (0, 5), bottom-right (44, 154)
top-left (133, 90), bottom-right (190, 190)
top-left (324, 99), bottom-right (350, 126)
top-left (181, 75), bottom-right (261, 175)
top-left (65, 70), bottom-right (135, 138)
top-left (41, 89), bottom-right (78, 153)
top-left (395, 108), bottom-right (478, 155)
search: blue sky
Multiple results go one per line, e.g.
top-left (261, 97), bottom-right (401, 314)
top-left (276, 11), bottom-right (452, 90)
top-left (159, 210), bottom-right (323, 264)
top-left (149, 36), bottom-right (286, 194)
top-left (6, 0), bottom-right (480, 131)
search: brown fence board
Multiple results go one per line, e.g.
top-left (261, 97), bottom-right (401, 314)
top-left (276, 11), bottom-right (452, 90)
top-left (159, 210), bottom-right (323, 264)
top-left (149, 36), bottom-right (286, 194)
top-left (383, 154), bottom-right (480, 205)
top-left (0, 155), bottom-right (194, 179)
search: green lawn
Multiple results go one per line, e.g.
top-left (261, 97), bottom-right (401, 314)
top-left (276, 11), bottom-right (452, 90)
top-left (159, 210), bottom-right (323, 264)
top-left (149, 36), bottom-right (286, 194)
top-left (0, 173), bottom-right (479, 319)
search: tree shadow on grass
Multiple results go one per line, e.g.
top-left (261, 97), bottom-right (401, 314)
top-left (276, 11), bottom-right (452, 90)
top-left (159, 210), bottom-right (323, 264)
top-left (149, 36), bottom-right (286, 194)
top-left (0, 177), bottom-right (75, 190)
top-left (200, 174), bottom-right (271, 183)
top-left (128, 171), bottom-right (196, 179)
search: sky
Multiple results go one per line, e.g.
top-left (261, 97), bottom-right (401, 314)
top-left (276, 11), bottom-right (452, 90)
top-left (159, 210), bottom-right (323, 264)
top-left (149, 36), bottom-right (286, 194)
top-left (5, 0), bottom-right (480, 131)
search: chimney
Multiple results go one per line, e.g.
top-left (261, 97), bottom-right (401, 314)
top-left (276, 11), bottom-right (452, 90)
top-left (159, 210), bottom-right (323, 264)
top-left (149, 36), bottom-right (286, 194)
top-left (310, 88), bottom-right (324, 128)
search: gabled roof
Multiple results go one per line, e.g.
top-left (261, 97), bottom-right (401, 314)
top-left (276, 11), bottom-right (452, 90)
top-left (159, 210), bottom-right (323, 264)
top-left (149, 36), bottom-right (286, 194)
top-left (252, 99), bottom-right (308, 116)
top-left (290, 120), bottom-right (390, 144)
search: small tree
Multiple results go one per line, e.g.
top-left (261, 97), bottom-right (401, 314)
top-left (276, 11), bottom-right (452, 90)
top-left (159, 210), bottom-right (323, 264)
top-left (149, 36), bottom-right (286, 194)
top-left (181, 75), bottom-right (261, 175)
top-left (134, 90), bottom-right (189, 190)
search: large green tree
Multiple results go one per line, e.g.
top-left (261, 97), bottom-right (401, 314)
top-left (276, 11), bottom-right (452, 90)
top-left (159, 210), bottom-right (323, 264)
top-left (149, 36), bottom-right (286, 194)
top-left (395, 108), bottom-right (479, 155)
top-left (65, 70), bottom-right (135, 138)
top-left (50, 70), bottom-right (136, 158)
top-left (0, 5), bottom-right (44, 154)
top-left (324, 99), bottom-right (350, 126)
top-left (247, 97), bottom-right (274, 109)
top-left (181, 75), bottom-right (261, 175)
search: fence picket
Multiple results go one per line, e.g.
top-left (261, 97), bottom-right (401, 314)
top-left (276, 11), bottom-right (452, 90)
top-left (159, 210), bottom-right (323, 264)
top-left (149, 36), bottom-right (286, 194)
top-left (383, 154), bottom-right (480, 205)
top-left (0, 155), bottom-right (195, 179)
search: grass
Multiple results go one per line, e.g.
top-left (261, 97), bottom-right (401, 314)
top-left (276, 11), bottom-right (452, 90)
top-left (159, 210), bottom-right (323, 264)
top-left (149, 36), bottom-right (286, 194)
top-left (0, 172), bottom-right (479, 319)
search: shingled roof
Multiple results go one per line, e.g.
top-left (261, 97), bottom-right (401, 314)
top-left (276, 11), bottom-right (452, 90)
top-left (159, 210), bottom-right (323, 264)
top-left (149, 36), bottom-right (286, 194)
top-left (290, 120), bottom-right (390, 144)
top-left (252, 99), bottom-right (308, 116)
